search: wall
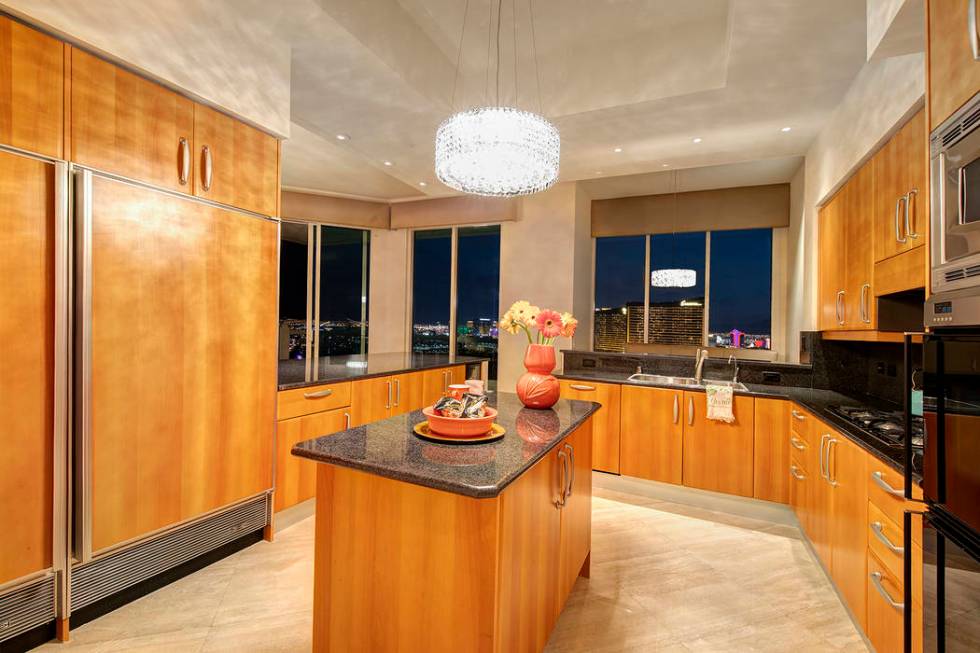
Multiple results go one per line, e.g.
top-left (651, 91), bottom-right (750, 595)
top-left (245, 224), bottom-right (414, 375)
top-left (785, 52), bottom-right (924, 357)
top-left (0, 0), bottom-right (290, 136)
top-left (367, 228), bottom-right (411, 355)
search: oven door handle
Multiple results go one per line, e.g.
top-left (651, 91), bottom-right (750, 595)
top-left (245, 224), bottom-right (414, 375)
top-left (958, 165), bottom-right (967, 226)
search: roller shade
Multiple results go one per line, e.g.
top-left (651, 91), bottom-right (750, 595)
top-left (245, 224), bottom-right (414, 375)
top-left (281, 190), bottom-right (390, 229)
top-left (591, 183), bottom-right (790, 237)
top-left (389, 195), bottom-right (518, 229)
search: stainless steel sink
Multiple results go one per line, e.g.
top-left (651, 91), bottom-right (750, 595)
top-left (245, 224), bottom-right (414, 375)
top-left (626, 373), bottom-right (747, 392)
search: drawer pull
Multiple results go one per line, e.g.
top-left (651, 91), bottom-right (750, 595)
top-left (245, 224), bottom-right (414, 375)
top-left (202, 145), bottom-right (214, 191)
top-left (178, 137), bottom-right (190, 185)
top-left (569, 384), bottom-right (595, 391)
top-left (790, 465), bottom-right (806, 481)
top-left (870, 571), bottom-right (904, 611)
top-left (871, 470), bottom-right (904, 497)
top-left (871, 521), bottom-right (905, 555)
top-left (789, 436), bottom-right (806, 451)
top-left (672, 394), bottom-right (679, 425)
top-left (344, 412), bottom-right (351, 429)
top-left (304, 389), bottom-right (333, 399)
top-left (791, 409), bottom-right (806, 421)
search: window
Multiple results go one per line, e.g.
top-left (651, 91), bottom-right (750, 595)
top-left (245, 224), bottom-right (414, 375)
top-left (708, 229), bottom-right (772, 349)
top-left (411, 225), bottom-right (501, 381)
top-left (593, 228), bottom-right (773, 352)
top-left (277, 221), bottom-right (371, 384)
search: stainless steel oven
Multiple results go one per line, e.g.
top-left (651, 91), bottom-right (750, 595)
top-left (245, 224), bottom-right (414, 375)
top-left (931, 90), bottom-right (980, 295)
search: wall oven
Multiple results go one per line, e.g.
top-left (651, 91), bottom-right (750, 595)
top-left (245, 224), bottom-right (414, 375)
top-left (931, 90), bottom-right (980, 296)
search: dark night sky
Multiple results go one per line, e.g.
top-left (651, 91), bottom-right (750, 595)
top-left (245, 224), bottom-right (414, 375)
top-left (278, 225), bottom-right (368, 323)
top-left (412, 229), bottom-right (452, 324)
top-left (411, 227), bottom-right (501, 325)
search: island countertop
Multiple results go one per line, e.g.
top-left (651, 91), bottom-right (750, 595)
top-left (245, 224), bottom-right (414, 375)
top-left (278, 352), bottom-right (488, 390)
top-left (291, 392), bottom-right (600, 498)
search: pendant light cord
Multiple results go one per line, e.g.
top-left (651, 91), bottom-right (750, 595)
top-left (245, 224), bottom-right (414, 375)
top-left (528, 0), bottom-right (543, 114)
top-left (450, 0), bottom-right (471, 111)
top-left (512, 0), bottom-right (518, 107)
top-left (495, 0), bottom-right (503, 105)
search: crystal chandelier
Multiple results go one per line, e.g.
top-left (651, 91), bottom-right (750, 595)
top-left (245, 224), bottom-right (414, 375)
top-left (435, 0), bottom-right (559, 197)
top-left (651, 268), bottom-right (696, 288)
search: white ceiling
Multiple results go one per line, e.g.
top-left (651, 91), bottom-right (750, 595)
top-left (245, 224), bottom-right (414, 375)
top-left (272, 0), bottom-right (868, 201)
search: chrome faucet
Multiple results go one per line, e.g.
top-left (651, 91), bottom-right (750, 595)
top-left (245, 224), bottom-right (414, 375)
top-left (694, 349), bottom-right (708, 385)
top-left (728, 354), bottom-right (739, 383)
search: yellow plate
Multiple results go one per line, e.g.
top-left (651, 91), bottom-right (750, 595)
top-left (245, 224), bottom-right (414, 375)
top-left (413, 421), bottom-right (505, 444)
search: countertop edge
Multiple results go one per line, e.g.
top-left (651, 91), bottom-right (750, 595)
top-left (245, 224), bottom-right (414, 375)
top-left (278, 356), bottom-right (490, 391)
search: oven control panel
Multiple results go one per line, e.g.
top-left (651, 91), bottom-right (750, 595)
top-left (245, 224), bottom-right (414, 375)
top-left (926, 291), bottom-right (980, 328)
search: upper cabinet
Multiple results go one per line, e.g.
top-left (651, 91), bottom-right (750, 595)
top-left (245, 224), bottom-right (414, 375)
top-left (843, 164), bottom-right (875, 330)
top-left (928, 0), bottom-right (980, 130)
top-left (818, 189), bottom-right (846, 331)
top-left (71, 48), bottom-right (195, 194)
top-left (193, 104), bottom-right (279, 217)
top-left (873, 110), bottom-right (927, 262)
top-left (0, 16), bottom-right (65, 158)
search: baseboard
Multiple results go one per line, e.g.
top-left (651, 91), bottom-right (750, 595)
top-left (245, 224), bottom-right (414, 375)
top-left (274, 498), bottom-right (315, 533)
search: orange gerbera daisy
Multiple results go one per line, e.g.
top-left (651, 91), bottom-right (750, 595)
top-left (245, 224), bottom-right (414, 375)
top-left (536, 309), bottom-right (563, 339)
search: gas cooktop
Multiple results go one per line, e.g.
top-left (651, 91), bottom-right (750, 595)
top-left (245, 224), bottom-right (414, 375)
top-left (827, 405), bottom-right (924, 449)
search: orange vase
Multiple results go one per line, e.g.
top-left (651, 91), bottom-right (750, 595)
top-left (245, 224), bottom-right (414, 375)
top-left (516, 344), bottom-right (560, 409)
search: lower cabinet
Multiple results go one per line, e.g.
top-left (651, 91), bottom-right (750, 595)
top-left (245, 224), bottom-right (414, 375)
top-left (829, 435), bottom-right (869, 630)
top-left (351, 369), bottom-right (447, 426)
top-left (421, 365), bottom-right (465, 407)
top-left (559, 380), bottom-right (621, 473)
top-left (558, 420), bottom-right (593, 602)
top-left (274, 408), bottom-right (349, 512)
top-left (620, 385), bottom-right (683, 484)
top-left (867, 549), bottom-right (905, 653)
top-left (753, 398), bottom-right (791, 503)
top-left (681, 392), bottom-right (755, 497)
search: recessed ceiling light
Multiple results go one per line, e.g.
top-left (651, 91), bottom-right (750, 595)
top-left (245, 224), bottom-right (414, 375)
top-left (781, 126), bottom-right (792, 132)
top-left (662, 163), bottom-right (670, 168)
top-left (613, 147), bottom-right (623, 153)
top-left (692, 137), bottom-right (702, 143)
top-left (418, 181), bottom-right (427, 187)
top-left (595, 170), bottom-right (602, 175)
top-left (335, 134), bottom-right (349, 141)
top-left (383, 160), bottom-right (393, 166)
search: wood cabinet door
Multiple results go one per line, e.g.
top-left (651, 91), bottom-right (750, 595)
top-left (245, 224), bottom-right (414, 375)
top-left (559, 380), bottom-right (621, 473)
top-left (89, 177), bottom-right (277, 552)
top-left (843, 163), bottom-right (876, 330)
top-left (0, 17), bottom-right (64, 158)
top-left (0, 152), bottom-right (54, 585)
top-left (753, 398), bottom-right (790, 504)
top-left (902, 109), bottom-right (928, 249)
top-left (274, 408), bottom-right (348, 512)
top-left (496, 444), bottom-right (561, 652)
top-left (808, 432), bottom-right (834, 572)
top-left (867, 549), bottom-right (905, 653)
top-left (681, 392), bottom-right (755, 497)
top-left (448, 365), bottom-right (467, 384)
top-left (559, 420), bottom-right (593, 608)
top-left (788, 455), bottom-right (810, 532)
top-left (829, 435), bottom-right (869, 630)
top-left (818, 193), bottom-right (845, 330)
top-left (421, 368), bottom-right (449, 407)
top-left (350, 376), bottom-right (392, 426)
top-left (72, 49), bottom-right (194, 193)
top-left (928, 0), bottom-right (980, 130)
top-left (620, 385), bottom-right (683, 484)
top-left (391, 371), bottom-right (423, 415)
top-left (193, 104), bottom-right (279, 216)
top-left (874, 129), bottom-right (908, 262)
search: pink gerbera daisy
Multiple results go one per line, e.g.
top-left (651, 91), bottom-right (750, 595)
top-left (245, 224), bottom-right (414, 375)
top-left (536, 310), bottom-right (563, 339)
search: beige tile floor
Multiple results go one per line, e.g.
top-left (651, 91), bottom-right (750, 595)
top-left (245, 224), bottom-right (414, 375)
top-left (41, 485), bottom-right (868, 652)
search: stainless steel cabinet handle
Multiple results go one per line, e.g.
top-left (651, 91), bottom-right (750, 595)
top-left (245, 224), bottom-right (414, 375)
top-left (344, 412), bottom-right (351, 429)
top-left (828, 438), bottom-right (839, 486)
top-left (569, 384), bottom-right (595, 391)
top-left (202, 145), bottom-right (213, 191)
top-left (836, 290), bottom-right (845, 325)
top-left (555, 450), bottom-right (567, 508)
top-left (959, 166), bottom-right (968, 226)
top-left (905, 189), bottom-right (919, 239)
top-left (304, 388), bottom-right (333, 399)
top-left (895, 195), bottom-right (908, 243)
top-left (791, 409), bottom-right (805, 421)
top-left (385, 380), bottom-right (392, 409)
top-left (790, 464), bottom-right (806, 481)
top-left (672, 394), bottom-right (679, 425)
top-left (971, 0), bottom-right (980, 61)
top-left (178, 137), bottom-right (190, 185)
top-left (871, 470), bottom-right (904, 497)
top-left (870, 521), bottom-right (905, 555)
top-left (394, 379), bottom-right (401, 406)
top-left (860, 283), bottom-right (871, 324)
top-left (443, 370), bottom-right (449, 391)
top-left (564, 444), bottom-right (575, 498)
top-left (870, 571), bottom-right (905, 611)
top-left (687, 396), bottom-right (694, 426)
top-left (819, 434), bottom-right (829, 480)
top-left (790, 436), bottom-right (807, 451)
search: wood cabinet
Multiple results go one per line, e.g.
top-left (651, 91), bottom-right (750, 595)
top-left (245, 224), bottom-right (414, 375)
top-left (277, 381), bottom-right (352, 421)
top-left (0, 16), bottom-right (64, 158)
top-left (867, 548), bottom-right (905, 653)
top-left (558, 421), bottom-right (593, 606)
top-left (88, 175), bottom-right (277, 553)
top-left (193, 104), bottom-right (279, 216)
top-left (818, 190), bottom-right (846, 331)
top-left (71, 48), bottom-right (195, 194)
top-left (928, 0), bottom-right (980, 130)
top-left (788, 454), bottom-right (811, 533)
top-left (0, 150), bottom-right (55, 585)
top-left (874, 110), bottom-right (928, 264)
top-left (681, 392), bottom-right (755, 497)
top-left (829, 435), bottom-right (869, 630)
top-left (844, 164), bottom-right (875, 330)
top-left (619, 385), bottom-right (683, 484)
top-left (391, 371), bottom-right (424, 416)
top-left (274, 408), bottom-right (349, 512)
top-left (350, 375), bottom-right (396, 426)
top-left (559, 379), bottom-right (621, 473)
top-left (753, 398), bottom-right (791, 504)
top-left (421, 365), bottom-right (465, 407)
top-left (353, 367), bottom-right (460, 425)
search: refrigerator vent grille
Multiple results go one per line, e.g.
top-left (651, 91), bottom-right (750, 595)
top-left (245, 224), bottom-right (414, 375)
top-left (0, 574), bottom-right (55, 643)
top-left (945, 265), bottom-right (980, 283)
top-left (71, 494), bottom-right (269, 611)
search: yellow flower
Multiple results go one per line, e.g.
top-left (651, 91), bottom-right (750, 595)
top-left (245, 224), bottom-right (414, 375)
top-left (560, 312), bottom-right (578, 338)
top-left (508, 300), bottom-right (531, 321)
top-left (522, 305), bottom-right (541, 326)
top-left (499, 311), bottom-right (521, 335)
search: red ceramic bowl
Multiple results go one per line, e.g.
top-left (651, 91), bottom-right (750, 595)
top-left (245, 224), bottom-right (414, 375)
top-left (422, 406), bottom-right (497, 438)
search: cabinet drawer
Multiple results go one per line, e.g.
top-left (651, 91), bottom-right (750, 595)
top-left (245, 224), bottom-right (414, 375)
top-left (559, 380), bottom-right (621, 474)
top-left (867, 461), bottom-right (922, 533)
top-left (789, 405), bottom-right (811, 442)
top-left (277, 382), bottom-right (352, 420)
top-left (867, 549), bottom-right (905, 653)
top-left (868, 501), bottom-right (905, 581)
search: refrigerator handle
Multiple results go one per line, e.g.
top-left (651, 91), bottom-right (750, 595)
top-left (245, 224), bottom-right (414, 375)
top-left (903, 332), bottom-right (924, 501)
top-left (75, 168), bottom-right (94, 564)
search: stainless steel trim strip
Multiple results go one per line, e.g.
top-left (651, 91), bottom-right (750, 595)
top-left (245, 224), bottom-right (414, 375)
top-left (53, 160), bottom-right (70, 619)
top-left (304, 223), bottom-right (314, 382)
top-left (870, 521), bottom-right (905, 555)
top-left (0, 142), bottom-right (64, 164)
top-left (303, 389), bottom-right (333, 399)
top-left (75, 168), bottom-right (94, 564)
top-left (871, 470), bottom-right (905, 497)
top-left (870, 571), bottom-right (904, 611)
top-left (312, 225), bottom-right (322, 379)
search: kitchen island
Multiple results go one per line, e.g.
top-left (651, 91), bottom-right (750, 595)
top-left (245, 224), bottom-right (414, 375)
top-left (292, 393), bottom-right (599, 653)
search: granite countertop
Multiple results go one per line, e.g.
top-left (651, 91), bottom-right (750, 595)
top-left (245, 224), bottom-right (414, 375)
top-left (278, 353), bottom-right (489, 391)
top-left (291, 393), bottom-right (600, 498)
top-left (556, 369), bottom-right (920, 479)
